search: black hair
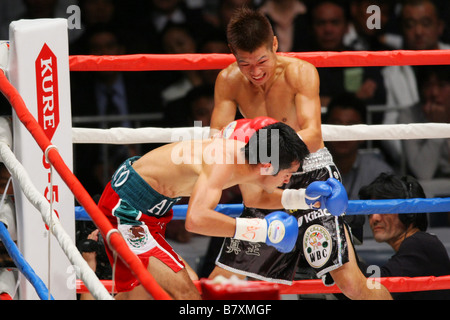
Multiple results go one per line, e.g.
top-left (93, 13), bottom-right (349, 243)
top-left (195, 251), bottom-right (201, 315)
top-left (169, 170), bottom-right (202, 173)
top-left (324, 92), bottom-right (367, 123)
top-left (309, 0), bottom-right (350, 22)
top-left (400, 0), bottom-right (443, 20)
top-left (358, 173), bottom-right (428, 231)
top-left (227, 7), bottom-right (274, 53)
top-left (77, 23), bottom-right (127, 54)
top-left (243, 122), bottom-right (310, 175)
top-left (186, 84), bottom-right (215, 118)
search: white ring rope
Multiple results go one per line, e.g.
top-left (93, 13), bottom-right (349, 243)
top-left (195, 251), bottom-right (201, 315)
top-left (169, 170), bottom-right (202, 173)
top-left (0, 141), bottom-right (113, 300)
top-left (71, 123), bottom-right (450, 145)
top-left (3, 121), bottom-right (447, 300)
top-left (44, 144), bottom-right (58, 299)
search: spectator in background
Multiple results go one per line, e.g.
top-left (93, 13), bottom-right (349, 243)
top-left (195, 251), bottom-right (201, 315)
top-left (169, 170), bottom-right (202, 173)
top-left (8, 0), bottom-right (83, 44)
top-left (160, 23), bottom-right (203, 106)
top-left (79, 0), bottom-right (117, 26)
top-left (323, 93), bottom-right (394, 243)
top-left (324, 93), bottom-right (395, 200)
top-left (70, 24), bottom-right (161, 196)
top-left (381, 0), bottom-right (450, 163)
top-left (206, 0), bottom-right (256, 36)
top-left (344, 0), bottom-right (397, 51)
top-left (306, 0), bottom-right (386, 108)
top-left (435, 0), bottom-right (450, 44)
top-left (71, 0), bottom-right (133, 54)
top-left (131, 0), bottom-right (212, 53)
top-left (359, 173), bottom-right (450, 300)
top-left (162, 30), bottom-right (237, 127)
top-left (186, 84), bottom-right (215, 127)
top-left (307, 0), bottom-right (350, 52)
top-left (197, 30), bottom-right (231, 86)
top-left (258, 0), bottom-right (309, 52)
top-left (77, 229), bottom-right (112, 300)
top-left (396, 0), bottom-right (448, 51)
top-left (397, 65), bottom-right (450, 226)
top-left (398, 65), bottom-right (450, 181)
top-left (71, 24), bottom-right (161, 124)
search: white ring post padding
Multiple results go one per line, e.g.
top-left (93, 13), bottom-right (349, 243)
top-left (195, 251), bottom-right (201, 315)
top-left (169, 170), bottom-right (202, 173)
top-left (0, 142), bottom-right (113, 300)
top-left (71, 123), bottom-right (450, 144)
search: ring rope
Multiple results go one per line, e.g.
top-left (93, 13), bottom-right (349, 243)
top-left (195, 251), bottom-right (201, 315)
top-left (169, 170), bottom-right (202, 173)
top-left (71, 123), bottom-right (450, 145)
top-left (44, 144), bottom-right (58, 299)
top-left (44, 145), bottom-right (58, 163)
top-left (75, 275), bottom-right (450, 296)
top-left (68, 50), bottom-right (449, 298)
top-left (68, 50), bottom-right (450, 71)
top-left (74, 196), bottom-right (450, 222)
top-left (0, 70), bottom-right (171, 300)
top-left (0, 220), bottom-right (53, 300)
top-left (105, 228), bottom-right (120, 296)
top-left (0, 141), bottom-right (111, 300)
top-left (5, 49), bottom-right (450, 298)
top-left (66, 49), bottom-right (450, 298)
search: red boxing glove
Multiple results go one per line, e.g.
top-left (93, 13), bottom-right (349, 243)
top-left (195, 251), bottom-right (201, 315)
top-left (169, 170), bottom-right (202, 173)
top-left (218, 117), bottom-right (278, 143)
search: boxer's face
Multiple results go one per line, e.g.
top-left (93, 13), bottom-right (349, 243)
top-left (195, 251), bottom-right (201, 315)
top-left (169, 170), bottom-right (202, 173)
top-left (234, 39), bottom-right (278, 86)
top-left (259, 161), bottom-right (300, 193)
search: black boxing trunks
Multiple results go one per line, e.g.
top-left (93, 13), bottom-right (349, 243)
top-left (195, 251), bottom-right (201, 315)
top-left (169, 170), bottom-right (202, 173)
top-left (215, 148), bottom-right (351, 285)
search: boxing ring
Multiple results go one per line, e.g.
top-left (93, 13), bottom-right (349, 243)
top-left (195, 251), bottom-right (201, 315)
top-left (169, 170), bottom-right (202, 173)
top-left (0, 18), bottom-right (450, 300)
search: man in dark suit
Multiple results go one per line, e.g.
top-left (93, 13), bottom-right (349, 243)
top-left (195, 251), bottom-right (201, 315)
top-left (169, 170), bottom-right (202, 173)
top-left (70, 24), bottom-right (163, 196)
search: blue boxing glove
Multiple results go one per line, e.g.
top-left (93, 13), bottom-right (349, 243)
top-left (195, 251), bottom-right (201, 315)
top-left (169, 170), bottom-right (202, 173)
top-left (234, 211), bottom-right (298, 253)
top-left (265, 211), bottom-right (298, 253)
top-left (305, 178), bottom-right (348, 216)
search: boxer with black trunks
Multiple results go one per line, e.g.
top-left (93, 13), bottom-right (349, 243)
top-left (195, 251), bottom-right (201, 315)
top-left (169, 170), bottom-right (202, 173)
top-left (209, 8), bottom-right (392, 299)
top-left (97, 117), bottom-right (347, 300)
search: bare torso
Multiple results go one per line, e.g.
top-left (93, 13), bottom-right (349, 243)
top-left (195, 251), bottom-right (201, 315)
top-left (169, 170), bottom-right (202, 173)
top-left (213, 54), bottom-right (324, 151)
top-left (229, 56), bottom-right (301, 131)
top-left (131, 138), bottom-right (248, 198)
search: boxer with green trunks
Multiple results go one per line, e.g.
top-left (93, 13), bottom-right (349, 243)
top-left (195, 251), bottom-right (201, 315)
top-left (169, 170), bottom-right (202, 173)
top-left (97, 117), bottom-right (348, 300)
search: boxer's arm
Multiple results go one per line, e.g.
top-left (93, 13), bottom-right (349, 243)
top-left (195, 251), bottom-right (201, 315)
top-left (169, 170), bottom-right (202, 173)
top-left (292, 62), bottom-right (324, 153)
top-left (210, 70), bottom-right (238, 136)
top-left (185, 163), bottom-right (237, 237)
top-left (239, 183), bottom-right (284, 209)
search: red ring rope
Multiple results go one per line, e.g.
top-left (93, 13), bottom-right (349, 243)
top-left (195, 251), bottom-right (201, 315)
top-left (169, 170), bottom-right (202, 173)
top-left (8, 49), bottom-right (449, 298)
top-left (76, 275), bottom-right (450, 296)
top-left (69, 50), bottom-right (450, 71)
top-left (0, 70), bottom-right (171, 300)
top-left (67, 49), bottom-right (450, 297)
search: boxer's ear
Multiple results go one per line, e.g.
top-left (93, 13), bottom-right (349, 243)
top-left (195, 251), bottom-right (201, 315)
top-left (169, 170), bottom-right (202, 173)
top-left (259, 162), bottom-right (274, 175)
top-left (272, 36), bottom-right (278, 52)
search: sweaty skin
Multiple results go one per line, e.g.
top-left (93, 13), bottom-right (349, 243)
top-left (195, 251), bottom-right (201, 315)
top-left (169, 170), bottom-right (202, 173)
top-left (131, 138), bottom-right (299, 238)
top-left (209, 36), bottom-right (393, 300)
top-left (211, 40), bottom-right (324, 153)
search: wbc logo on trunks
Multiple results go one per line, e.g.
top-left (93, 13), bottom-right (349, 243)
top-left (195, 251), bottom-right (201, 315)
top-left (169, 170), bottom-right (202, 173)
top-left (36, 43), bottom-right (60, 142)
top-left (303, 224), bottom-right (332, 268)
